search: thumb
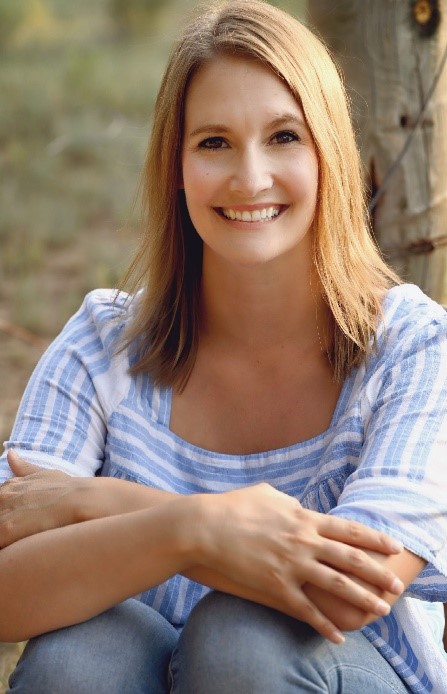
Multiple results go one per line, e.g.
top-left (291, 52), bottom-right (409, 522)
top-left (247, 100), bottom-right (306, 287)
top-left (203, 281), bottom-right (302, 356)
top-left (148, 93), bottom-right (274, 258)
top-left (6, 449), bottom-right (40, 477)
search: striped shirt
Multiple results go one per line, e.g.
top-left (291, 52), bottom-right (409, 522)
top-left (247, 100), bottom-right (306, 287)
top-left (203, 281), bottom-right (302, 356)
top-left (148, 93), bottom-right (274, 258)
top-left (2, 283), bottom-right (447, 692)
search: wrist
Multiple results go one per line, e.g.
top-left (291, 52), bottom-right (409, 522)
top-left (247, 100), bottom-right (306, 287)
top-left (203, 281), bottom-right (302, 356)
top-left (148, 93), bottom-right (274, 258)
top-left (151, 493), bottom-right (212, 571)
top-left (173, 493), bottom-right (213, 566)
top-left (73, 477), bottom-right (108, 522)
top-left (183, 493), bottom-right (222, 567)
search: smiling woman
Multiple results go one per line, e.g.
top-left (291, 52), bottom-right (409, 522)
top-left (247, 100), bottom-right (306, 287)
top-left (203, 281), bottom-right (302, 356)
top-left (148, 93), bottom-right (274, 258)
top-left (181, 56), bottom-right (318, 271)
top-left (1, 1), bottom-right (447, 693)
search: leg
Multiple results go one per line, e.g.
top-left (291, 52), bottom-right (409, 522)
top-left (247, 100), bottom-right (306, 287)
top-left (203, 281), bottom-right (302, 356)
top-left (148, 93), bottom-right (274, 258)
top-left (169, 592), bottom-right (408, 693)
top-left (8, 599), bottom-right (178, 694)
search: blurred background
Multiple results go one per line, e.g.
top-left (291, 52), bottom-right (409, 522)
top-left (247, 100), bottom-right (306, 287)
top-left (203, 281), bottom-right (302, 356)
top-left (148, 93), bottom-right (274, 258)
top-left (0, 0), bottom-right (306, 446)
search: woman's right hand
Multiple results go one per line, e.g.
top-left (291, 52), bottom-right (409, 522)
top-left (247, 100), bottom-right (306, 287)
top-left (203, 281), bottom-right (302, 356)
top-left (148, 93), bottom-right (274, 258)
top-left (0, 450), bottom-right (177, 547)
top-left (192, 483), bottom-right (404, 642)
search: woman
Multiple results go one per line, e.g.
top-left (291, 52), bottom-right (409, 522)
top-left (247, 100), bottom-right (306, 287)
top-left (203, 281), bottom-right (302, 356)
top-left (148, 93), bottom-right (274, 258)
top-left (1, 1), bottom-right (446, 691)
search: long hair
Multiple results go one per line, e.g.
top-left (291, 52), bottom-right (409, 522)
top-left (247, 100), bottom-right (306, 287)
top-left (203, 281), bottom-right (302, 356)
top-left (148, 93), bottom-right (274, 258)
top-left (121, 0), bottom-right (399, 386)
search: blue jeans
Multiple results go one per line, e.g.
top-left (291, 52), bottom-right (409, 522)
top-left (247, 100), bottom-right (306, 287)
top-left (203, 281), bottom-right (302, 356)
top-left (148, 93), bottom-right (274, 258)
top-left (8, 592), bottom-right (408, 693)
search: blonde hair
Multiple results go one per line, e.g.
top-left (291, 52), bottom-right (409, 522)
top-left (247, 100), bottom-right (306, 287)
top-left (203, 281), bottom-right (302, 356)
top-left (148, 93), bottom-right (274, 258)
top-left (121, 0), bottom-right (399, 386)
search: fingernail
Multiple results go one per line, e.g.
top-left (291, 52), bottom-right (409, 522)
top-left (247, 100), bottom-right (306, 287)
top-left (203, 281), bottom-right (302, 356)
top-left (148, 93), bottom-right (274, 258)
top-left (7, 449), bottom-right (18, 460)
top-left (376, 599), bottom-right (391, 616)
top-left (390, 577), bottom-right (404, 594)
top-left (331, 630), bottom-right (345, 644)
top-left (390, 540), bottom-right (404, 553)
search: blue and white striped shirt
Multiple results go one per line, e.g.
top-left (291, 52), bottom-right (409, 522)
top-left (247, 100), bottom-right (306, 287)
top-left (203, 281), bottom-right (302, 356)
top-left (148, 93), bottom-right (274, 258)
top-left (2, 283), bottom-right (447, 692)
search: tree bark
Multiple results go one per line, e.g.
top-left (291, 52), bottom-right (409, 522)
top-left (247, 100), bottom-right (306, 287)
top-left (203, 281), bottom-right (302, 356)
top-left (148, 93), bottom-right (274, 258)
top-left (308, 0), bottom-right (447, 303)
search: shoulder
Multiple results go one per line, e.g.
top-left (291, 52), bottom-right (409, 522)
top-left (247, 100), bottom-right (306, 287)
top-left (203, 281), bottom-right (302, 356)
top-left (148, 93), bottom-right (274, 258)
top-left (10, 289), bottom-right (146, 441)
top-left (355, 284), bottom-right (447, 401)
top-left (28, 288), bottom-right (142, 396)
top-left (55, 288), bottom-right (140, 360)
top-left (67, 288), bottom-right (131, 340)
top-left (376, 283), bottom-right (447, 354)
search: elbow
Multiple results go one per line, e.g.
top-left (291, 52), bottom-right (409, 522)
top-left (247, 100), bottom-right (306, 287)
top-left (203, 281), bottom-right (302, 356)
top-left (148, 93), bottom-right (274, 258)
top-left (0, 621), bottom-right (31, 644)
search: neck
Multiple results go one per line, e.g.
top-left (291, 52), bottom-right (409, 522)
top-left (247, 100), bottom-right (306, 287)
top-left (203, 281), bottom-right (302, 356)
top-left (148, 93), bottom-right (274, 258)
top-left (200, 247), bottom-right (329, 356)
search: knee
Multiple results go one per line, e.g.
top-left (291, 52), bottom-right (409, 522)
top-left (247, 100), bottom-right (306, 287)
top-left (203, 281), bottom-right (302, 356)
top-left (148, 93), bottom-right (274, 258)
top-left (171, 592), bottom-right (304, 693)
top-left (9, 600), bottom-right (178, 694)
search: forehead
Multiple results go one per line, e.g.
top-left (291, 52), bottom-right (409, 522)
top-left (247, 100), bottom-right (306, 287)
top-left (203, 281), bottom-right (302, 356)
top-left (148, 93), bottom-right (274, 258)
top-left (184, 55), bottom-right (304, 126)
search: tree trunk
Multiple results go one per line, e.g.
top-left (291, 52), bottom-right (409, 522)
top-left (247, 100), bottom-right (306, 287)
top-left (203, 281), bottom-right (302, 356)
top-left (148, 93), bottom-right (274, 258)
top-left (307, 0), bottom-right (447, 303)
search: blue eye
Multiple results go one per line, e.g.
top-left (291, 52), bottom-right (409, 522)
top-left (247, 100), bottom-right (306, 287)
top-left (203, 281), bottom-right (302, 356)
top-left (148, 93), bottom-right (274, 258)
top-left (199, 137), bottom-right (228, 149)
top-left (272, 131), bottom-right (300, 144)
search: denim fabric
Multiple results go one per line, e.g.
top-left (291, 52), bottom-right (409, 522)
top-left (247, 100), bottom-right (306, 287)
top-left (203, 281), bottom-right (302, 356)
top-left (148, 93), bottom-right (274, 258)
top-left (8, 600), bottom-right (178, 694)
top-left (9, 594), bottom-right (408, 693)
top-left (170, 592), bottom-right (408, 693)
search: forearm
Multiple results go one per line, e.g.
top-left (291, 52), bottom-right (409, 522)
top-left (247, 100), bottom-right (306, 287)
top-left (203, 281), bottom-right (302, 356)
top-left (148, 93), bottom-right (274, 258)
top-left (1, 470), bottom-right (411, 644)
top-left (0, 496), bottom-right (197, 642)
top-left (76, 476), bottom-right (179, 521)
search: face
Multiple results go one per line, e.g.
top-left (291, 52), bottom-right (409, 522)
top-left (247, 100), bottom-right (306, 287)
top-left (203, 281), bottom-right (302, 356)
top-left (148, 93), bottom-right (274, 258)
top-left (181, 55), bottom-right (319, 270)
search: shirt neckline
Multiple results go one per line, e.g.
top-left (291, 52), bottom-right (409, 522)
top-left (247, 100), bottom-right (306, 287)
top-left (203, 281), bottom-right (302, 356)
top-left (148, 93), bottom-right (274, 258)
top-left (153, 371), bottom-right (354, 459)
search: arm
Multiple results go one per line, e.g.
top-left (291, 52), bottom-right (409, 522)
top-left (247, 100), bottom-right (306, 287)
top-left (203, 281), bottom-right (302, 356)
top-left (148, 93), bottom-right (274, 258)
top-left (0, 496), bottom-right (197, 642)
top-left (0, 478), bottom-right (404, 644)
top-left (0, 451), bottom-right (177, 546)
top-left (304, 296), bottom-right (447, 631)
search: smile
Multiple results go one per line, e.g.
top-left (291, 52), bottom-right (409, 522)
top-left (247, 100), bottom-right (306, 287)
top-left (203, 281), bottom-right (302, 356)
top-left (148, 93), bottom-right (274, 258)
top-left (219, 206), bottom-right (282, 222)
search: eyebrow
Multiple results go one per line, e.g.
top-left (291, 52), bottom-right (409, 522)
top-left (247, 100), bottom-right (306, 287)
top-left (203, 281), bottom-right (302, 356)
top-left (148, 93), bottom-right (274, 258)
top-left (187, 112), bottom-right (307, 138)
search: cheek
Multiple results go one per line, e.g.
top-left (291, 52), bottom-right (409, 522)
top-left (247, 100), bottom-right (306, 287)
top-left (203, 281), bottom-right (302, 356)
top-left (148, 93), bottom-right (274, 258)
top-left (290, 154), bottom-right (319, 203)
top-left (181, 159), bottom-right (221, 235)
top-left (182, 156), bottom-right (220, 204)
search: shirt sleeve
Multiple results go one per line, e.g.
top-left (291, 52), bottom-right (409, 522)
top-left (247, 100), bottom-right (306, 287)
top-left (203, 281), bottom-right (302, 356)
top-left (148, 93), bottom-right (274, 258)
top-left (330, 297), bottom-right (447, 600)
top-left (0, 289), bottom-right (130, 482)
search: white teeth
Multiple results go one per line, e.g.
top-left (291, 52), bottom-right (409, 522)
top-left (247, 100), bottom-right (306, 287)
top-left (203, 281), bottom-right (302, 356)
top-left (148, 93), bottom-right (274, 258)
top-left (221, 207), bottom-right (280, 222)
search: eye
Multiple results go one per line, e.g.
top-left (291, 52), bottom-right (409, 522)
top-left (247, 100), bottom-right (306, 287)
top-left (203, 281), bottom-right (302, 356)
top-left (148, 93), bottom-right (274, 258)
top-left (198, 136), bottom-right (228, 150)
top-left (271, 130), bottom-right (300, 145)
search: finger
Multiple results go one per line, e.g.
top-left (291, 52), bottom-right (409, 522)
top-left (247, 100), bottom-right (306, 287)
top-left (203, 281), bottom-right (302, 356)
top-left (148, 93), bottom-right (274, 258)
top-left (250, 582), bottom-right (345, 644)
top-left (288, 590), bottom-right (345, 644)
top-left (318, 515), bottom-right (403, 555)
top-left (6, 450), bottom-right (40, 477)
top-left (317, 540), bottom-right (404, 595)
top-left (304, 562), bottom-right (393, 617)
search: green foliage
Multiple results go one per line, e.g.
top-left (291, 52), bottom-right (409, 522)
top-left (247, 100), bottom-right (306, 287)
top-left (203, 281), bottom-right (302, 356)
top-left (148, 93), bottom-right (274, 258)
top-left (268, 0), bottom-right (307, 18)
top-left (0, 1), bottom-right (26, 50)
top-left (109, 0), bottom-right (167, 32)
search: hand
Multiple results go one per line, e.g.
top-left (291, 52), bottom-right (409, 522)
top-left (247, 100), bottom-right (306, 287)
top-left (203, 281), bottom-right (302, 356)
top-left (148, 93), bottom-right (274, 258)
top-left (0, 451), bottom-right (178, 547)
top-left (194, 483), bottom-right (404, 642)
top-left (0, 450), bottom-right (83, 547)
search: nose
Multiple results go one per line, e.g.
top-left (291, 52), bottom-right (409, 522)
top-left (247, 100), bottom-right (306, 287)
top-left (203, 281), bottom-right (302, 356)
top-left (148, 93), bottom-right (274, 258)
top-left (229, 146), bottom-right (273, 198)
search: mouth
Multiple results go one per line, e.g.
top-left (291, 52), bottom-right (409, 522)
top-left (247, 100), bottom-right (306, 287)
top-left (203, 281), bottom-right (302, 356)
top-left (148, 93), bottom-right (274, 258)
top-left (216, 206), bottom-right (285, 222)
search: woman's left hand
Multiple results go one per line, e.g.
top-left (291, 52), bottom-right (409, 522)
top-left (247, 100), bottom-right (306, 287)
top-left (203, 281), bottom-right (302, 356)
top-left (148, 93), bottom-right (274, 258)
top-left (0, 450), bottom-right (83, 547)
